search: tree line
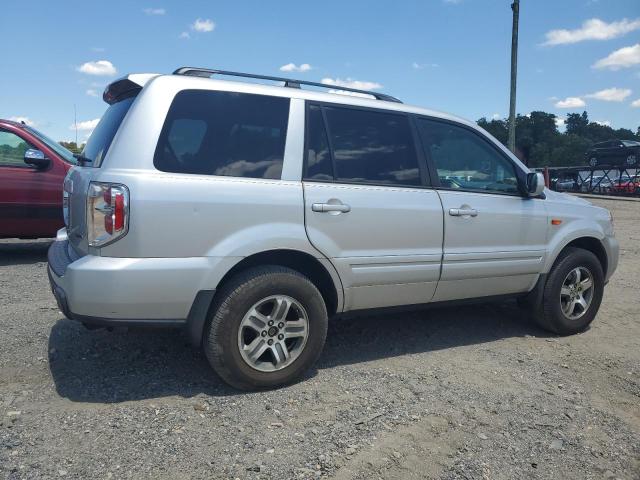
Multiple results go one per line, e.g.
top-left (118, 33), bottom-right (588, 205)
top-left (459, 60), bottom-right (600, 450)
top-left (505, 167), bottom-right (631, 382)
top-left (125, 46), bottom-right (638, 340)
top-left (477, 111), bottom-right (640, 168)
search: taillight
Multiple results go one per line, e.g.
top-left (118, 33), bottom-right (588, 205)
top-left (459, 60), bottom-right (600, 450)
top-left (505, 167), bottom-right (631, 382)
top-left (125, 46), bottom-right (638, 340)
top-left (62, 173), bottom-right (73, 227)
top-left (87, 182), bottom-right (129, 247)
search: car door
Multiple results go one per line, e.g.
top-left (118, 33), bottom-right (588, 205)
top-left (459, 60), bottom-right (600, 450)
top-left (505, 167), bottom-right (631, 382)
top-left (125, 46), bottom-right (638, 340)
top-left (0, 128), bottom-right (64, 238)
top-left (415, 117), bottom-right (548, 302)
top-left (302, 103), bottom-right (444, 311)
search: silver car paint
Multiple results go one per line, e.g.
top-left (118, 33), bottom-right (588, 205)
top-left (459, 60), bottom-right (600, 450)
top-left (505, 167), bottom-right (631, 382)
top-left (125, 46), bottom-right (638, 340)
top-left (52, 72), bottom-right (619, 321)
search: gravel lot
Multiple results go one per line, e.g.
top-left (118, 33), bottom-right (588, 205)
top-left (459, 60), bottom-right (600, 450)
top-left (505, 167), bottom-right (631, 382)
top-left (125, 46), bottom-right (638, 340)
top-left (1, 197), bottom-right (639, 480)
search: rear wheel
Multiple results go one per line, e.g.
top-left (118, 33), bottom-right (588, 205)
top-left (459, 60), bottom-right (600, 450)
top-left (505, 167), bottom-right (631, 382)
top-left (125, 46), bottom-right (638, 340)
top-left (203, 266), bottom-right (328, 390)
top-left (534, 247), bottom-right (604, 335)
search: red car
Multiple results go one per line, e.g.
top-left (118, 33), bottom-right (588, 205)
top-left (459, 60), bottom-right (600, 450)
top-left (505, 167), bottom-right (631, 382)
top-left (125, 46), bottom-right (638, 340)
top-left (611, 175), bottom-right (640, 195)
top-left (0, 119), bottom-right (76, 239)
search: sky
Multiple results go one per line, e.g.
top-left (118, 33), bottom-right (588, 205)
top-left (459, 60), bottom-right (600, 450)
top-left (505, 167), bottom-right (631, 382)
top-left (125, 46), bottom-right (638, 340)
top-left (1, 0), bottom-right (639, 142)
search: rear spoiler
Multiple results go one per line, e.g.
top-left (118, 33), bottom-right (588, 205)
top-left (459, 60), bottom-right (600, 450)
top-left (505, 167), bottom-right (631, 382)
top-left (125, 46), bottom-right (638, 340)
top-left (103, 74), bottom-right (159, 104)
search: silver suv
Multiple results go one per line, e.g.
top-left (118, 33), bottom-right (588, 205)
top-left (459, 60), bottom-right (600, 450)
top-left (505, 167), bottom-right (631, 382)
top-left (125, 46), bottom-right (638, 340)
top-left (48, 68), bottom-right (619, 390)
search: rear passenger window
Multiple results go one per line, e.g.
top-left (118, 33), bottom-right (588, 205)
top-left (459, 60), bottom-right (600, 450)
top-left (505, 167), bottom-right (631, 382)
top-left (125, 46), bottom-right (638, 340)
top-left (305, 105), bottom-right (333, 181)
top-left (154, 90), bottom-right (290, 179)
top-left (305, 105), bottom-right (420, 186)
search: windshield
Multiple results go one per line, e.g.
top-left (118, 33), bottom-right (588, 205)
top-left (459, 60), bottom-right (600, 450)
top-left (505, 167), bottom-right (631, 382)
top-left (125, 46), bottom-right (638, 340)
top-left (81, 96), bottom-right (135, 167)
top-left (25, 126), bottom-right (77, 164)
top-left (621, 140), bottom-right (640, 147)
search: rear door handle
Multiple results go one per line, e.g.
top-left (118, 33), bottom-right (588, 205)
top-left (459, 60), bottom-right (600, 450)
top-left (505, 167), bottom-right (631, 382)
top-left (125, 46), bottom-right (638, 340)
top-left (449, 208), bottom-right (478, 217)
top-left (312, 203), bottom-right (351, 213)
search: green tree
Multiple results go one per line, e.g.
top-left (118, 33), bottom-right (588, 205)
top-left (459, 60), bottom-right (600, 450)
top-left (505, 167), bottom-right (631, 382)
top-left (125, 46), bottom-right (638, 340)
top-left (477, 109), bottom-right (639, 167)
top-left (565, 111), bottom-right (589, 136)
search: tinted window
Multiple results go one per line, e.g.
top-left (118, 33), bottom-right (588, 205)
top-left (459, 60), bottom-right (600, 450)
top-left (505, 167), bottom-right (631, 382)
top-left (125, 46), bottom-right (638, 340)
top-left (323, 106), bottom-right (420, 186)
top-left (154, 90), bottom-right (290, 179)
top-left (0, 130), bottom-right (34, 167)
top-left (83, 96), bottom-right (135, 167)
top-left (417, 119), bottom-right (519, 194)
top-left (305, 105), bottom-right (333, 181)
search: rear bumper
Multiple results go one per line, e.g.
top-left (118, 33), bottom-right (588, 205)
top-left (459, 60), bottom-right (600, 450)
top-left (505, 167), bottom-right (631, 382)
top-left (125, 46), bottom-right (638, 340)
top-left (47, 239), bottom-right (222, 345)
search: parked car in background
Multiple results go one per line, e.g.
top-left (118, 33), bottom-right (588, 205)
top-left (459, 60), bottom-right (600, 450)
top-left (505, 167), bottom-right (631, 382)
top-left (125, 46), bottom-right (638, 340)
top-left (586, 140), bottom-right (640, 167)
top-left (611, 174), bottom-right (640, 194)
top-left (0, 119), bottom-right (76, 239)
top-left (48, 68), bottom-right (619, 390)
top-left (553, 177), bottom-right (578, 191)
top-left (580, 175), bottom-right (613, 194)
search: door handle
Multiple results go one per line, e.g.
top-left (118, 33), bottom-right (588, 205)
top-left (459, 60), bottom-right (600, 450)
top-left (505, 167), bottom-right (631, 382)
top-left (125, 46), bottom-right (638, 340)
top-left (312, 203), bottom-right (351, 213)
top-left (449, 207), bottom-right (478, 217)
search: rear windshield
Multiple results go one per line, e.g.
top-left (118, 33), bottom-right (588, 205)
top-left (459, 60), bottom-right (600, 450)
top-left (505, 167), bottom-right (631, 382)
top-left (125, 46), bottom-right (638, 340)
top-left (81, 96), bottom-right (135, 167)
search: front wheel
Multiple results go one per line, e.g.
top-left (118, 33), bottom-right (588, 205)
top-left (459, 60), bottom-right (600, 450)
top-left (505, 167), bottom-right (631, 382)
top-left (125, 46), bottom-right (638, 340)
top-left (203, 266), bottom-right (328, 390)
top-left (534, 247), bottom-right (604, 335)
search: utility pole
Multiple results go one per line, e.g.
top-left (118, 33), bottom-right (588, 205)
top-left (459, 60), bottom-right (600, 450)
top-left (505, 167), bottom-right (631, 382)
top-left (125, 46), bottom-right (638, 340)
top-left (508, 0), bottom-right (519, 155)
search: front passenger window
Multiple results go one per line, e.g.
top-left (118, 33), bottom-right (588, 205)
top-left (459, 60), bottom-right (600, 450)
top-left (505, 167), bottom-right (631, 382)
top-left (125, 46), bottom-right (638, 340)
top-left (417, 119), bottom-right (519, 194)
top-left (0, 130), bottom-right (33, 167)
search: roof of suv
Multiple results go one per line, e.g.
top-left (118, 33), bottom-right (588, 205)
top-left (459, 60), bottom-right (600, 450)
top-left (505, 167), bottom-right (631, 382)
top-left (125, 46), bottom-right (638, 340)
top-left (105, 69), bottom-right (478, 131)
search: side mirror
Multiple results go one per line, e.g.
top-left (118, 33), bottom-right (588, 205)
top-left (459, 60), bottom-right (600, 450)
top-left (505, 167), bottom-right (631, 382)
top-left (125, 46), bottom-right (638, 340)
top-left (526, 172), bottom-right (545, 197)
top-left (24, 149), bottom-right (50, 169)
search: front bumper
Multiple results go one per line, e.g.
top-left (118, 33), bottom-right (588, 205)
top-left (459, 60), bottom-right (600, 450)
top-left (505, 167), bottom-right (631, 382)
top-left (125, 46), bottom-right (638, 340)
top-left (46, 239), bottom-right (228, 342)
top-left (602, 234), bottom-right (619, 283)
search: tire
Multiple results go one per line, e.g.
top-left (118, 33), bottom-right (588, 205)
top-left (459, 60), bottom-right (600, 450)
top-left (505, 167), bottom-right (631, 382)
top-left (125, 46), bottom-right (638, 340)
top-left (588, 157), bottom-right (598, 167)
top-left (203, 266), bottom-right (328, 390)
top-left (534, 247), bottom-right (604, 335)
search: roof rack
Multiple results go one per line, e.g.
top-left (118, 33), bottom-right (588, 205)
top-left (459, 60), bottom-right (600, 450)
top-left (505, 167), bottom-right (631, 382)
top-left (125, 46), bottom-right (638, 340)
top-left (173, 67), bottom-right (402, 103)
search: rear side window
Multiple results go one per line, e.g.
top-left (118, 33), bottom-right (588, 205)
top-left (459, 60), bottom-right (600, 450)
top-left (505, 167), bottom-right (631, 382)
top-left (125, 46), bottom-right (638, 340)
top-left (154, 90), bottom-right (290, 179)
top-left (305, 105), bottom-right (420, 186)
top-left (82, 96), bottom-right (135, 167)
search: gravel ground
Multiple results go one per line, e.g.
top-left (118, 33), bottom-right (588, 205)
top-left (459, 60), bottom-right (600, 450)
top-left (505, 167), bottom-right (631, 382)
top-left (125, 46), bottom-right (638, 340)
top-left (1, 197), bottom-right (638, 480)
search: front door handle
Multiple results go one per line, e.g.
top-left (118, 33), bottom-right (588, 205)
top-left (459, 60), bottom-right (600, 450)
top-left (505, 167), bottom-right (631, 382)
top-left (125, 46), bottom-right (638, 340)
top-left (312, 203), bottom-right (351, 213)
top-left (449, 207), bottom-right (478, 217)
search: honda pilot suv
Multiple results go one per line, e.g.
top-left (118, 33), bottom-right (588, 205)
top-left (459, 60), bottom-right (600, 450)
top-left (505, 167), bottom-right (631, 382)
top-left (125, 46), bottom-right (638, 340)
top-left (48, 68), bottom-right (619, 390)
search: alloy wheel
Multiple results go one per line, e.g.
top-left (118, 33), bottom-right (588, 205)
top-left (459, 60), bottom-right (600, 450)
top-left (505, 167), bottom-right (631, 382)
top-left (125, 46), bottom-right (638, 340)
top-left (560, 266), bottom-right (594, 320)
top-left (237, 295), bottom-right (309, 372)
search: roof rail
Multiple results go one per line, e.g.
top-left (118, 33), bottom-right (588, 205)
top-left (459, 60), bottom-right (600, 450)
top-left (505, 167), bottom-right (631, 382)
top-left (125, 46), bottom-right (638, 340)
top-left (173, 67), bottom-right (402, 103)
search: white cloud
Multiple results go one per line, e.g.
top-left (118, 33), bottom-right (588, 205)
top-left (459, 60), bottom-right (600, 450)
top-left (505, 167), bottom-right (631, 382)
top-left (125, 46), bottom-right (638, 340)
top-left (321, 77), bottom-right (382, 91)
top-left (143, 7), bottom-right (165, 15)
top-left (542, 18), bottom-right (640, 46)
top-left (585, 87), bottom-right (632, 102)
top-left (592, 43), bottom-right (640, 70)
top-left (279, 63), bottom-right (312, 73)
top-left (179, 31), bottom-right (190, 39)
top-left (555, 117), bottom-right (566, 129)
top-left (554, 96), bottom-right (586, 108)
top-left (412, 62), bottom-right (439, 69)
top-left (9, 116), bottom-right (35, 127)
top-left (594, 120), bottom-right (611, 127)
top-left (631, 98), bottom-right (640, 108)
top-left (491, 113), bottom-right (502, 120)
top-left (191, 18), bottom-right (215, 32)
top-left (86, 89), bottom-right (101, 98)
top-left (77, 60), bottom-right (117, 76)
top-left (70, 119), bottom-right (100, 132)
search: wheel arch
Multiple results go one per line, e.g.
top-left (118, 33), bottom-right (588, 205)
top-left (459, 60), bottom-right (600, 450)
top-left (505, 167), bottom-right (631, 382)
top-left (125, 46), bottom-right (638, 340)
top-left (551, 236), bottom-right (608, 278)
top-left (216, 249), bottom-right (343, 317)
